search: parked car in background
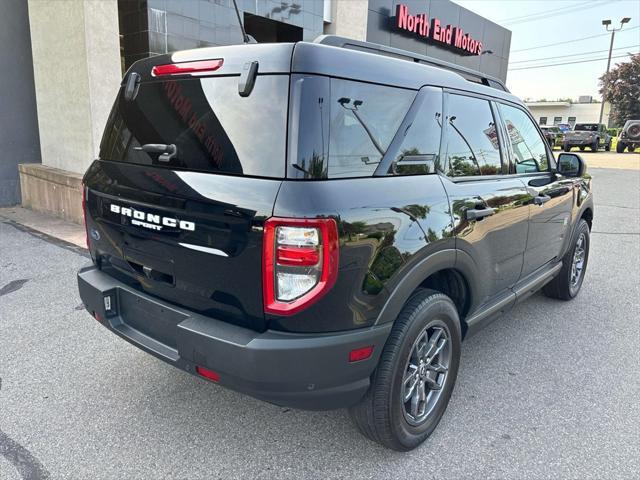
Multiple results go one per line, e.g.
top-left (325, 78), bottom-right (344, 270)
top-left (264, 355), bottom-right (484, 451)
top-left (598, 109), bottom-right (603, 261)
top-left (563, 123), bottom-right (611, 152)
top-left (540, 125), bottom-right (564, 148)
top-left (557, 123), bottom-right (572, 133)
top-left (616, 120), bottom-right (640, 153)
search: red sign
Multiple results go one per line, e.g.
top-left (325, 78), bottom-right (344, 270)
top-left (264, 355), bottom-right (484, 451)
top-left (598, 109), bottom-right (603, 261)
top-left (395, 4), bottom-right (484, 56)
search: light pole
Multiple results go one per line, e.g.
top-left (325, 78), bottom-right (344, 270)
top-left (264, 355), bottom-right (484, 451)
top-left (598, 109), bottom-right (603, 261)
top-left (599, 17), bottom-right (631, 125)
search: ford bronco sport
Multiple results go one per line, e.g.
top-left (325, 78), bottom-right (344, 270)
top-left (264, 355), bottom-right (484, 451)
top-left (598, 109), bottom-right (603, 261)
top-left (78, 36), bottom-right (594, 451)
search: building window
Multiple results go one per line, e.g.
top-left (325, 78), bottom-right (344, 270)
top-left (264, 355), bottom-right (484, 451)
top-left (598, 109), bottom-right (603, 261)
top-left (539, 117), bottom-right (547, 125)
top-left (568, 116), bottom-right (576, 127)
top-left (553, 116), bottom-right (562, 125)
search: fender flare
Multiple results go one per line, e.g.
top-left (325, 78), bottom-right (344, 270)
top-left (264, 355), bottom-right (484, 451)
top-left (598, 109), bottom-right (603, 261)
top-left (374, 249), bottom-right (481, 326)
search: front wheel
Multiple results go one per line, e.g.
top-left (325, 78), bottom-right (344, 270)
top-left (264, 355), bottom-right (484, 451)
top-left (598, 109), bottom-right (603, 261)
top-left (349, 289), bottom-right (461, 451)
top-left (617, 142), bottom-right (626, 153)
top-left (579, 146), bottom-right (586, 151)
top-left (591, 139), bottom-right (599, 152)
top-left (605, 141), bottom-right (611, 151)
top-left (564, 145), bottom-right (572, 152)
top-left (543, 219), bottom-right (590, 300)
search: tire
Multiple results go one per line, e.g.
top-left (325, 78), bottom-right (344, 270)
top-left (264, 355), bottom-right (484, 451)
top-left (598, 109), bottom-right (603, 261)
top-left (628, 144), bottom-right (637, 153)
top-left (543, 219), bottom-right (590, 300)
top-left (590, 139), bottom-right (599, 152)
top-left (617, 142), bottom-right (626, 153)
top-left (605, 140), bottom-right (611, 151)
top-left (564, 145), bottom-right (571, 152)
top-left (579, 146), bottom-right (586, 151)
top-left (349, 289), bottom-right (461, 451)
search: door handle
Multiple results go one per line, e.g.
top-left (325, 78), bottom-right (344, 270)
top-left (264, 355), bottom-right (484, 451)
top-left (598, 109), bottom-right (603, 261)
top-left (534, 195), bottom-right (551, 205)
top-left (466, 207), bottom-right (496, 220)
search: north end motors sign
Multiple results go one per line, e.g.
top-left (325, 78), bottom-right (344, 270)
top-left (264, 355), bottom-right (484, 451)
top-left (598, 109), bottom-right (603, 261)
top-left (394, 4), bottom-right (484, 56)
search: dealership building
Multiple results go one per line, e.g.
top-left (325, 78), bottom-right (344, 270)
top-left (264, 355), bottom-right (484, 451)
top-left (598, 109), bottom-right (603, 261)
top-left (0, 0), bottom-right (511, 219)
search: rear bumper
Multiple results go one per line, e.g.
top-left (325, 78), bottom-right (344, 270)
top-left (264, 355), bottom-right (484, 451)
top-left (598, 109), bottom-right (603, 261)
top-left (77, 266), bottom-right (391, 410)
top-left (564, 138), bottom-right (594, 146)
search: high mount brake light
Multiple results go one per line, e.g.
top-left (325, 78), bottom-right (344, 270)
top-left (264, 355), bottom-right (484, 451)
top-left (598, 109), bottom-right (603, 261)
top-left (263, 218), bottom-right (339, 316)
top-left (151, 59), bottom-right (224, 77)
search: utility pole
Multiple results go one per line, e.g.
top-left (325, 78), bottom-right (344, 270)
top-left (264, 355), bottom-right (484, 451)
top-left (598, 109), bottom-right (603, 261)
top-left (599, 17), bottom-right (631, 125)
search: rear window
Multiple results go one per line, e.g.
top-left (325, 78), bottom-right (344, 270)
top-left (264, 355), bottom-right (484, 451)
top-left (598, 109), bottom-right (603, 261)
top-left (288, 76), bottom-right (416, 179)
top-left (99, 75), bottom-right (289, 178)
top-left (575, 124), bottom-right (598, 131)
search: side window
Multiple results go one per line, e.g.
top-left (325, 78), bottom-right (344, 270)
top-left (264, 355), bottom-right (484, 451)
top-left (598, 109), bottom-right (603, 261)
top-left (443, 94), bottom-right (502, 177)
top-left (389, 89), bottom-right (443, 176)
top-left (327, 79), bottom-right (415, 178)
top-left (499, 104), bottom-right (549, 173)
top-left (539, 117), bottom-right (547, 125)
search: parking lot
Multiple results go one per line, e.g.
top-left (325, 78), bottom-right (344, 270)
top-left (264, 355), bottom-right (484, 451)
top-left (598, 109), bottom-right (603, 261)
top-left (1, 165), bottom-right (639, 479)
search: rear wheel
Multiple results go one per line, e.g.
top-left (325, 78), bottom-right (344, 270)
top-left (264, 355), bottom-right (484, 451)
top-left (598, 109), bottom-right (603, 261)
top-left (590, 139), bottom-right (599, 151)
top-left (564, 145), bottom-right (572, 152)
top-left (628, 144), bottom-right (637, 153)
top-left (605, 140), bottom-right (611, 151)
top-left (349, 289), bottom-right (461, 451)
top-left (617, 141), bottom-right (626, 153)
top-left (579, 146), bottom-right (586, 151)
top-left (543, 219), bottom-right (590, 300)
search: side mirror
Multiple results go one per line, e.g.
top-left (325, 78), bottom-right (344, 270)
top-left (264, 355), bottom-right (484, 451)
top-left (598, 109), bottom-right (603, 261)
top-left (557, 152), bottom-right (586, 177)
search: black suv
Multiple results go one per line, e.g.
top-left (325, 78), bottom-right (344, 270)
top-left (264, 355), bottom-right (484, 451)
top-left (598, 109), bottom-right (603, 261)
top-left (78, 36), bottom-right (593, 451)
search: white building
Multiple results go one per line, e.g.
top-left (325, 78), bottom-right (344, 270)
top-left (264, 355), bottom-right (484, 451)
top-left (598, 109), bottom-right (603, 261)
top-left (525, 99), bottom-right (612, 128)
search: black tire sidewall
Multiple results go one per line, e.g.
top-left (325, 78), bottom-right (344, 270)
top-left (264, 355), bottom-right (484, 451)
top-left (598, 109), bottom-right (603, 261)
top-left (385, 294), bottom-right (461, 449)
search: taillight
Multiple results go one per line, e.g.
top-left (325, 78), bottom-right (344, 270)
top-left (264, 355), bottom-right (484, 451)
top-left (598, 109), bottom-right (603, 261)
top-left (263, 218), bottom-right (339, 316)
top-left (81, 184), bottom-right (89, 249)
top-left (151, 59), bottom-right (223, 77)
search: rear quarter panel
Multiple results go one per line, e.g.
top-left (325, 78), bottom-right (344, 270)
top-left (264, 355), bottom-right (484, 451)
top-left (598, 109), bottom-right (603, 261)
top-left (271, 175), bottom-right (454, 332)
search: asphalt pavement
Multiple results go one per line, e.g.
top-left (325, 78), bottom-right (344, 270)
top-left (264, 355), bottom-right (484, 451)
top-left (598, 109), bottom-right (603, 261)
top-left (1, 168), bottom-right (639, 479)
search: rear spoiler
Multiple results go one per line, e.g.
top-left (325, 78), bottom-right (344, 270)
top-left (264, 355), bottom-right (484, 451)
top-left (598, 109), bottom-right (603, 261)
top-left (315, 35), bottom-right (509, 93)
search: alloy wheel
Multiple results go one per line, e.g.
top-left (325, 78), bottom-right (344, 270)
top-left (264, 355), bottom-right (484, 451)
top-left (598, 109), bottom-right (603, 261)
top-left (401, 322), bottom-right (452, 426)
top-left (570, 232), bottom-right (586, 287)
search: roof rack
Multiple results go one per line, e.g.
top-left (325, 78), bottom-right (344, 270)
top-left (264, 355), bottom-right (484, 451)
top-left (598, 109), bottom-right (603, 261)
top-left (314, 35), bottom-right (509, 93)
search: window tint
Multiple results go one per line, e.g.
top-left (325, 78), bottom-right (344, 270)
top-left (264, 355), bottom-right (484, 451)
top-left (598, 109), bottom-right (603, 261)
top-left (444, 94), bottom-right (502, 177)
top-left (389, 89), bottom-right (443, 176)
top-left (499, 104), bottom-right (549, 173)
top-left (100, 75), bottom-right (288, 177)
top-left (327, 79), bottom-right (415, 178)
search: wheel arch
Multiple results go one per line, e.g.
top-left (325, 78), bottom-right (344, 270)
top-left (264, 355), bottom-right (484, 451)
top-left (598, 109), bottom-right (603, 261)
top-left (374, 249), bottom-right (480, 338)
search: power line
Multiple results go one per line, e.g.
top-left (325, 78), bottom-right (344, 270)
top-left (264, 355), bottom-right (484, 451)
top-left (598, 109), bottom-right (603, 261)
top-left (503, 1), bottom-right (610, 26)
top-left (511, 26), bottom-right (639, 53)
top-left (510, 44), bottom-right (639, 64)
top-left (498, 2), bottom-right (591, 23)
top-left (510, 52), bottom-right (637, 71)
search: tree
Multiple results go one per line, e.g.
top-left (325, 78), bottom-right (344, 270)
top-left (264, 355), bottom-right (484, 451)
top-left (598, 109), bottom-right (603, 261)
top-left (599, 54), bottom-right (640, 127)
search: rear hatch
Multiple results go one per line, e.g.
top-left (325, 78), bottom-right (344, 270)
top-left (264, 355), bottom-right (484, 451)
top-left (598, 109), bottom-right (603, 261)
top-left (84, 44), bottom-right (293, 332)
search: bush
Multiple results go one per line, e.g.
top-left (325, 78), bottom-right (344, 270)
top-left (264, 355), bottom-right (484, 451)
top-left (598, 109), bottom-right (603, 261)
top-left (607, 128), bottom-right (619, 137)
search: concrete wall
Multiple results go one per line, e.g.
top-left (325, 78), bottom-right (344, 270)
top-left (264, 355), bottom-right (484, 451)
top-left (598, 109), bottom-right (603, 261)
top-left (27, 0), bottom-right (121, 175)
top-left (325, 0), bottom-right (368, 41)
top-left (19, 164), bottom-right (83, 224)
top-left (365, 0), bottom-right (511, 82)
top-left (0, 0), bottom-right (41, 206)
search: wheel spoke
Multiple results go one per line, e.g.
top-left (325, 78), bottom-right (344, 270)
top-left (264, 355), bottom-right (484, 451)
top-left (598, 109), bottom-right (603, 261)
top-left (414, 330), bottom-right (428, 359)
top-left (403, 367), bottom-right (419, 402)
top-left (410, 383), bottom-right (421, 417)
top-left (425, 376), bottom-right (442, 391)
top-left (428, 362), bottom-right (448, 373)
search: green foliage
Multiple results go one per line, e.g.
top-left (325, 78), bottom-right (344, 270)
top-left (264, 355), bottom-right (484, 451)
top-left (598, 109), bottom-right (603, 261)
top-left (599, 54), bottom-right (640, 127)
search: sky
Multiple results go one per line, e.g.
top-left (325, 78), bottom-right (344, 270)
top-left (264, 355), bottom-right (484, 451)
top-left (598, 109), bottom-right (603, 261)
top-left (455, 0), bottom-right (640, 101)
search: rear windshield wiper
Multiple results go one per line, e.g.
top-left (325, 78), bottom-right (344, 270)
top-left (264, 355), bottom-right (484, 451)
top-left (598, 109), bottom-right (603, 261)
top-left (134, 143), bottom-right (177, 162)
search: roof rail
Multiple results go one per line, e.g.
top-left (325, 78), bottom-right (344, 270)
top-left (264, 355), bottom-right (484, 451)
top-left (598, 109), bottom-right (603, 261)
top-left (314, 35), bottom-right (509, 93)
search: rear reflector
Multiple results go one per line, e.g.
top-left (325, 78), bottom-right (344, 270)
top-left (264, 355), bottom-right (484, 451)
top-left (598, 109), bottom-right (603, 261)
top-left (196, 366), bottom-right (220, 382)
top-left (349, 346), bottom-right (374, 363)
top-left (151, 59), bottom-right (223, 77)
